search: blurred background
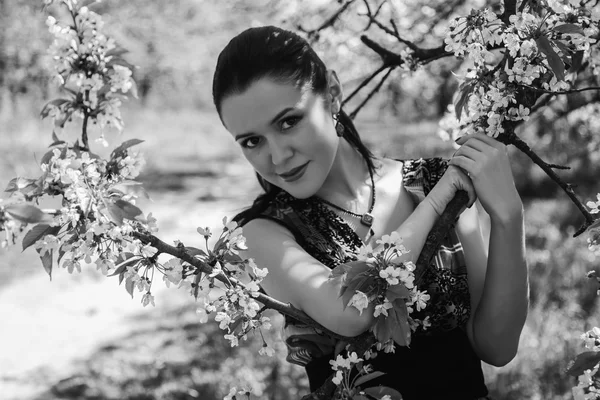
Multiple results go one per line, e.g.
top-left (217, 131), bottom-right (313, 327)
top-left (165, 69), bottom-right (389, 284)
top-left (1, 0), bottom-right (600, 399)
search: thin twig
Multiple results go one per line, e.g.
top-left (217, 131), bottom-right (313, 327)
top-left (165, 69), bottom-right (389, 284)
top-left (81, 109), bottom-right (89, 151)
top-left (502, 0), bottom-right (517, 25)
top-left (361, 0), bottom-right (419, 51)
top-left (507, 135), bottom-right (598, 237)
top-left (298, 0), bottom-right (356, 38)
top-left (518, 85), bottom-right (600, 95)
top-left (342, 64), bottom-right (388, 107)
top-left (131, 231), bottom-right (356, 340)
top-left (349, 66), bottom-right (395, 119)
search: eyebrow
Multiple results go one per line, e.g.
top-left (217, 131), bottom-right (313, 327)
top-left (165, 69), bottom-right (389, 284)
top-left (234, 107), bottom-right (295, 141)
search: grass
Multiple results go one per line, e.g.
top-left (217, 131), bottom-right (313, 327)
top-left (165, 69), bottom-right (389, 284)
top-left (1, 105), bottom-right (599, 399)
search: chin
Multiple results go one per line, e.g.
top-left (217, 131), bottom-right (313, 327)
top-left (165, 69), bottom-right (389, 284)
top-left (279, 176), bottom-right (321, 200)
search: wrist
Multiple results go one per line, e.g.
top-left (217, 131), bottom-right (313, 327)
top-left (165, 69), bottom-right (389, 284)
top-left (422, 196), bottom-right (442, 218)
top-left (489, 202), bottom-right (523, 227)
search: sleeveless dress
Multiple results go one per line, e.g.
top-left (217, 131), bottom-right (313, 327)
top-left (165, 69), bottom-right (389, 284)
top-left (239, 157), bottom-right (490, 400)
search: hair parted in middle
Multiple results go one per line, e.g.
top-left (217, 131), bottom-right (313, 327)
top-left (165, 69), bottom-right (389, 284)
top-left (212, 25), bottom-right (376, 225)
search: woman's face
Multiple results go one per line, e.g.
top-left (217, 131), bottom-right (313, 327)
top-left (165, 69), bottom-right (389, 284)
top-left (220, 77), bottom-right (339, 199)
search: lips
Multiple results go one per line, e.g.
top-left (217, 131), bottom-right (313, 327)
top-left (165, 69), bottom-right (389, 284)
top-left (278, 161), bottom-right (310, 182)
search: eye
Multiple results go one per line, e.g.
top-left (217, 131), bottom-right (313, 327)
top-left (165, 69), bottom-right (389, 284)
top-left (280, 116), bottom-right (301, 131)
top-left (240, 136), bottom-right (262, 149)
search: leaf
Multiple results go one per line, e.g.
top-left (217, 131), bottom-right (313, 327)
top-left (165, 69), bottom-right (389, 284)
top-left (363, 386), bottom-right (403, 400)
top-left (345, 261), bottom-right (372, 283)
top-left (4, 177), bottom-right (38, 194)
top-left (125, 277), bottom-right (135, 298)
top-left (565, 351), bottom-right (600, 377)
top-left (341, 272), bottom-right (373, 310)
top-left (105, 199), bottom-right (144, 226)
top-left (389, 299), bottom-right (411, 347)
top-left (536, 35), bottom-right (565, 81)
top-left (385, 284), bottom-right (411, 302)
top-left (229, 314), bottom-right (245, 334)
top-left (454, 81), bottom-right (475, 121)
top-left (223, 251), bottom-right (243, 264)
top-left (41, 146), bottom-right (67, 165)
top-left (106, 58), bottom-right (137, 72)
top-left (5, 203), bottom-right (53, 224)
top-left (110, 139), bottom-right (144, 159)
top-left (185, 247), bottom-right (208, 258)
top-left (129, 80), bottom-right (139, 99)
top-left (36, 247), bottom-right (54, 280)
top-left (193, 270), bottom-right (204, 300)
top-left (554, 24), bottom-right (585, 35)
top-left (372, 316), bottom-right (393, 344)
top-left (22, 224), bottom-right (61, 252)
top-left (570, 50), bottom-right (584, 73)
top-left (39, 99), bottom-right (71, 119)
top-left (108, 253), bottom-right (138, 278)
top-left (553, 40), bottom-right (572, 66)
top-left (354, 371), bottom-right (386, 388)
top-left (106, 47), bottom-right (130, 58)
top-left (329, 263), bottom-right (351, 282)
top-left (351, 395), bottom-right (369, 400)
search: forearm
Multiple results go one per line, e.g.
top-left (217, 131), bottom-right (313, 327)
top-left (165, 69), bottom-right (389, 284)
top-left (471, 209), bottom-right (529, 365)
top-left (374, 197), bottom-right (439, 263)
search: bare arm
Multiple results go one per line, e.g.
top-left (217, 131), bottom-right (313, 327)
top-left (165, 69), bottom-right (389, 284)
top-left (241, 196), bottom-right (441, 337)
top-left (457, 199), bottom-right (528, 367)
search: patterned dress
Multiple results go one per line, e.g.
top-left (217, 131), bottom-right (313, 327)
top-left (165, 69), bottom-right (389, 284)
top-left (237, 157), bottom-right (490, 400)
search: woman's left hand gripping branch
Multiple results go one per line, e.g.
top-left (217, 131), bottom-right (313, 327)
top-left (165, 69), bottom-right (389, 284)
top-left (450, 132), bottom-right (523, 221)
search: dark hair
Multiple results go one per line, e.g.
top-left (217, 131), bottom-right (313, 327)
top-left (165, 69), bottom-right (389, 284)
top-left (212, 26), bottom-right (376, 225)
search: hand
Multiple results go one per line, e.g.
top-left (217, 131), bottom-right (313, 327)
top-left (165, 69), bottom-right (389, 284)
top-left (425, 164), bottom-right (477, 217)
top-left (450, 132), bottom-right (523, 221)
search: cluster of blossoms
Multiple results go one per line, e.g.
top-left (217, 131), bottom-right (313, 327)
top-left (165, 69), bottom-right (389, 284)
top-left (2, 7), bottom-right (284, 400)
top-left (586, 195), bottom-right (600, 255)
top-left (43, 0), bottom-right (136, 137)
top-left (439, 5), bottom-right (599, 140)
top-left (331, 231), bottom-right (431, 359)
top-left (5, 143), bottom-right (158, 295)
top-left (184, 219), bottom-right (273, 351)
top-left (328, 351), bottom-right (397, 399)
top-left (572, 327), bottom-right (600, 399)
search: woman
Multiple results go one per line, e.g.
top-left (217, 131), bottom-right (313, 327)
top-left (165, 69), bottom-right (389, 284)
top-left (212, 26), bottom-right (528, 399)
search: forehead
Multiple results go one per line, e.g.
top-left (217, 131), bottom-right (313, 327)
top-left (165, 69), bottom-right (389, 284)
top-left (220, 78), bottom-right (312, 135)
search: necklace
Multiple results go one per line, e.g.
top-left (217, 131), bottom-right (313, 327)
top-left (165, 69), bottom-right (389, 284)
top-left (318, 170), bottom-right (376, 228)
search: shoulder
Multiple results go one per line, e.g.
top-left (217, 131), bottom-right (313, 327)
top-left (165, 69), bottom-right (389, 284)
top-left (397, 157), bottom-right (449, 193)
top-left (243, 216), bottom-right (295, 242)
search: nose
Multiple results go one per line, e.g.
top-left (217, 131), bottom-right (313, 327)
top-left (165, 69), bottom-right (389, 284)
top-left (269, 136), bottom-right (293, 167)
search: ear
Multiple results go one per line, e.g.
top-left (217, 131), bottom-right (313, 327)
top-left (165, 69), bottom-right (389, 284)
top-left (326, 69), bottom-right (343, 114)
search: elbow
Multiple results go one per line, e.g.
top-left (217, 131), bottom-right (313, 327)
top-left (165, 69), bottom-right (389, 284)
top-left (334, 306), bottom-right (375, 338)
top-left (476, 336), bottom-right (520, 367)
top-left (482, 349), bottom-right (517, 367)
top-left (471, 325), bottom-right (521, 367)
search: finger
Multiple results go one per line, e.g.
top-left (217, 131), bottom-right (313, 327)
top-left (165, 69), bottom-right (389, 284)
top-left (459, 132), bottom-right (505, 151)
top-left (457, 136), bottom-right (492, 154)
top-left (453, 145), bottom-right (484, 166)
top-left (448, 155), bottom-right (476, 176)
top-left (449, 164), bottom-right (477, 208)
top-left (459, 174), bottom-right (477, 208)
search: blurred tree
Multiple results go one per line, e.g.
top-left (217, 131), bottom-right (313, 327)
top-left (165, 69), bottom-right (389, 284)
top-left (0, 0), bottom-right (51, 113)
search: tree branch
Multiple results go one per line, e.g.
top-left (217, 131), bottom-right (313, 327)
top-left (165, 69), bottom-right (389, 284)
top-left (502, 0), bottom-right (517, 25)
top-left (507, 135), bottom-right (598, 237)
top-left (298, 0), bottom-right (356, 38)
top-left (517, 85), bottom-right (600, 95)
top-left (342, 64), bottom-right (389, 107)
top-left (130, 231), bottom-right (357, 341)
top-left (349, 66), bottom-right (395, 119)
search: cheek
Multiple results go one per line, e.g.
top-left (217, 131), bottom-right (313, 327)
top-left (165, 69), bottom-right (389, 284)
top-left (242, 149), bottom-right (275, 182)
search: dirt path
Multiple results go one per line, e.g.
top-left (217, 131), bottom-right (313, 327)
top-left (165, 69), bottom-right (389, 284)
top-left (0, 197), bottom-right (250, 400)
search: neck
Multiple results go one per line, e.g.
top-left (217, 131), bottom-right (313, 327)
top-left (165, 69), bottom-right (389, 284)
top-left (315, 139), bottom-right (376, 205)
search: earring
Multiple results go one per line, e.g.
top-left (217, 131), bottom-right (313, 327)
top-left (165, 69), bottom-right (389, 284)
top-left (333, 112), bottom-right (345, 137)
